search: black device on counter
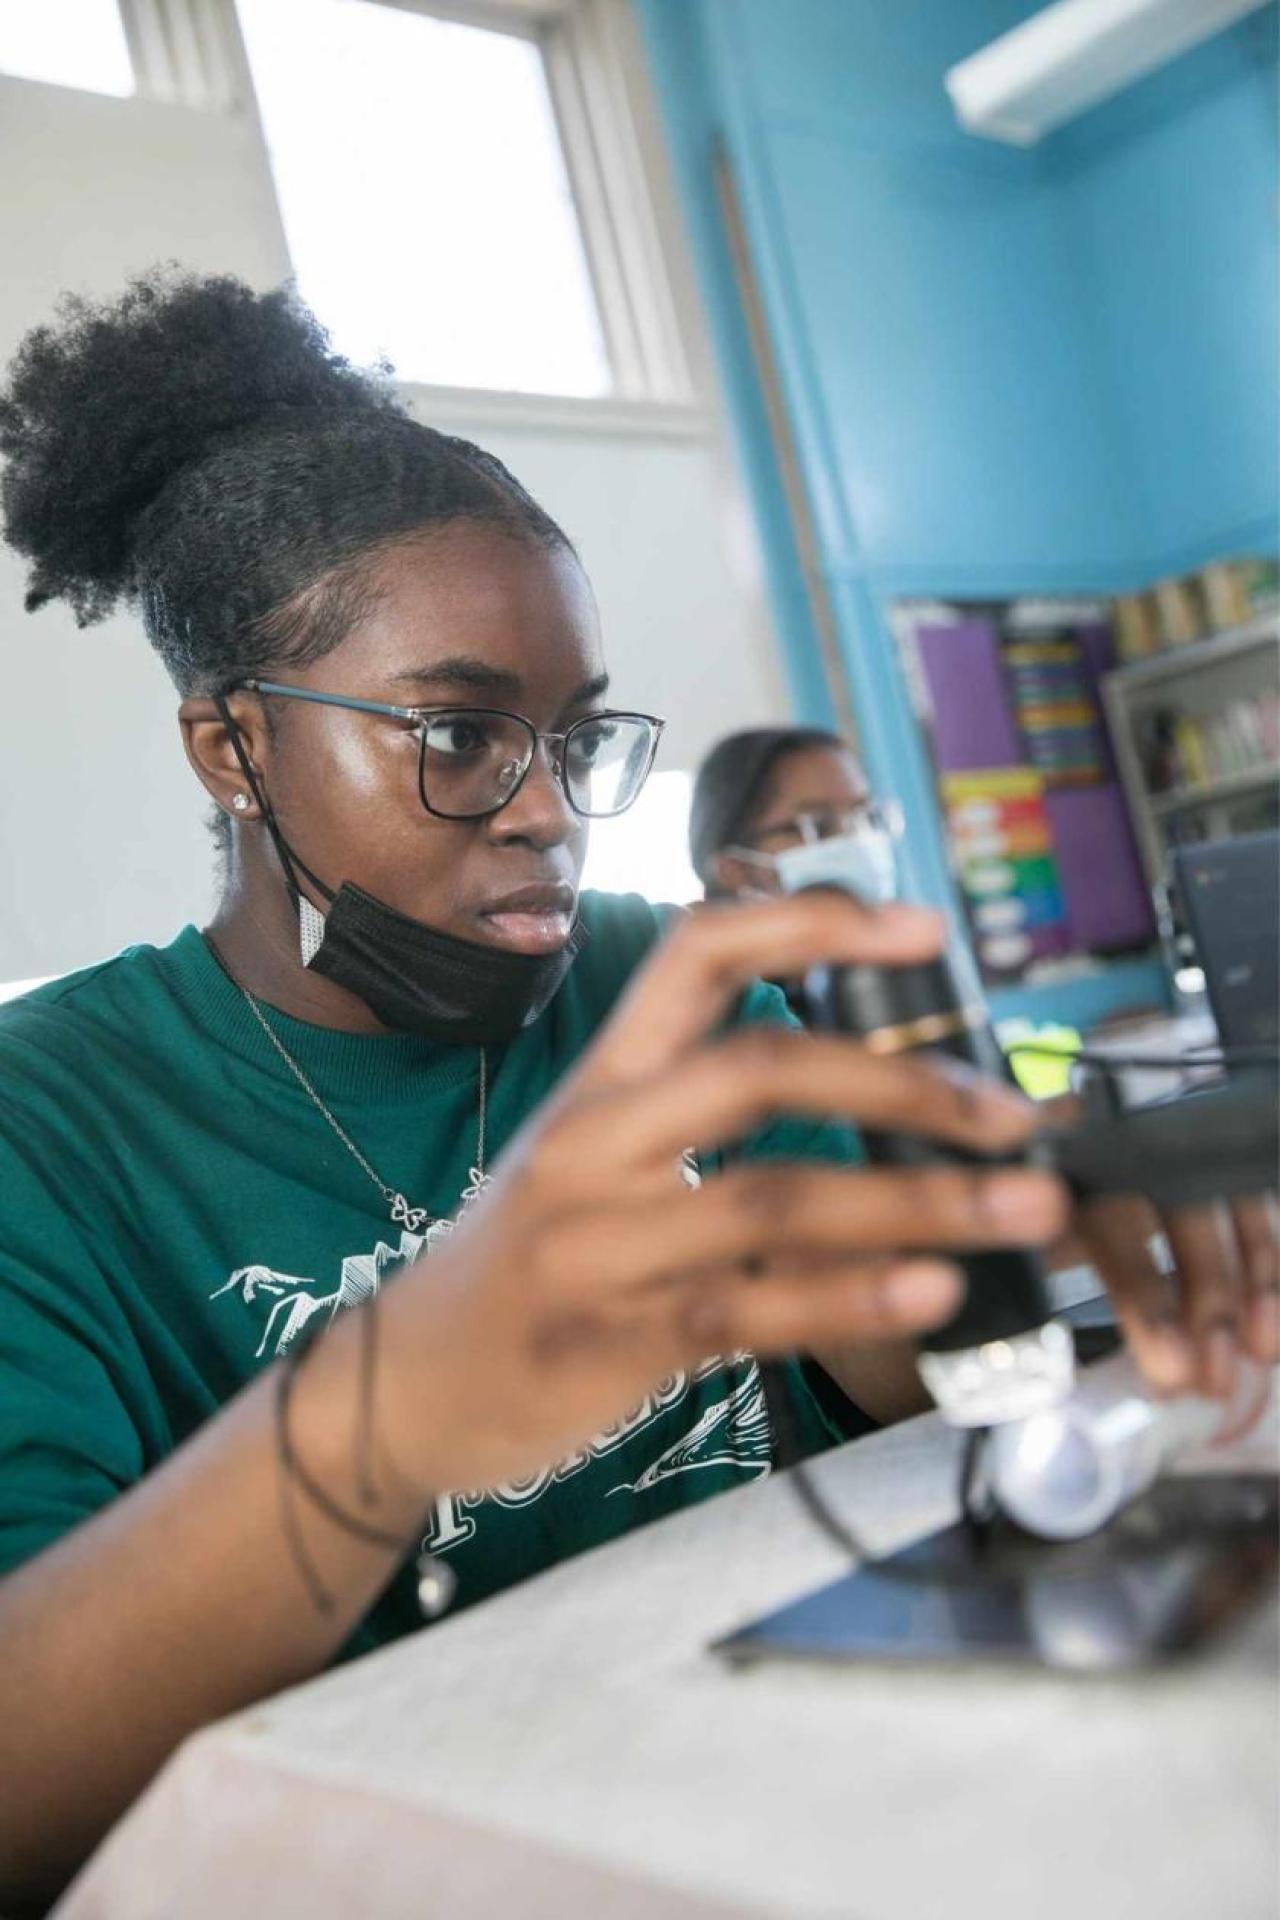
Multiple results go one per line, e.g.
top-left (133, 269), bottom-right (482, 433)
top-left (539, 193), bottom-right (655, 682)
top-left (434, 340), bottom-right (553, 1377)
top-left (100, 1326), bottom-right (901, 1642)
top-left (1171, 830), bottom-right (1279, 1049)
top-left (785, 847), bottom-right (1279, 1426)
top-left (715, 1474), bottom-right (1278, 1672)
top-left (740, 836), bottom-right (1279, 1676)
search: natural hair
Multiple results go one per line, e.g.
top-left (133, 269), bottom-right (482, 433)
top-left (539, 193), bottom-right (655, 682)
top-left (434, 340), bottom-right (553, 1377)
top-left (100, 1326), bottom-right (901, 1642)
top-left (688, 725), bottom-right (847, 894)
top-left (0, 269), bottom-right (572, 696)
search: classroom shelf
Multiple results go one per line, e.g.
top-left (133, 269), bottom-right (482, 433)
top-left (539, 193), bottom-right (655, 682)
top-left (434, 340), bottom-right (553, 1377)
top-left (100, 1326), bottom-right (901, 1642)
top-left (1110, 608), bottom-right (1279, 693)
top-left (1149, 765), bottom-right (1280, 816)
top-left (1102, 610), bottom-right (1280, 886)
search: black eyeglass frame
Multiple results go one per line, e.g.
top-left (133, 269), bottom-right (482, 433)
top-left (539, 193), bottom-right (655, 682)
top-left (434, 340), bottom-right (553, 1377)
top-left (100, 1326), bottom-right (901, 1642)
top-left (236, 678), bottom-right (666, 822)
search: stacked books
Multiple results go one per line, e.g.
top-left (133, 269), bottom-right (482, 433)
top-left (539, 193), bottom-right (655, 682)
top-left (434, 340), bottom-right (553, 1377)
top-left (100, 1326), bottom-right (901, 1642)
top-left (1113, 556), bottom-right (1279, 664)
top-left (1003, 634), bottom-right (1106, 786)
top-left (942, 768), bottom-right (1073, 980)
top-left (1135, 690), bottom-right (1280, 795)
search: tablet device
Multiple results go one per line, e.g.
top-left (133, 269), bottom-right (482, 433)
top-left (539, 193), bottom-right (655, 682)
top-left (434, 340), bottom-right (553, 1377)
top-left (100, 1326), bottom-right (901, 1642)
top-left (715, 1475), bottom-right (1277, 1673)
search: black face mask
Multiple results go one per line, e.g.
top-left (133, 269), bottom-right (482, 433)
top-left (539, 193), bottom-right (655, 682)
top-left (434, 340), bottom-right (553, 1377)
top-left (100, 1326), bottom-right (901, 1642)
top-left (302, 877), bottom-right (586, 1047)
top-left (216, 699), bottom-right (586, 1047)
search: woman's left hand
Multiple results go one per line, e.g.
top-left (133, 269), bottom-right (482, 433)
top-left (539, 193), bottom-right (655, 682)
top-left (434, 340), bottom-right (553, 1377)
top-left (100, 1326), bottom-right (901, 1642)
top-left (1056, 1188), bottom-right (1280, 1400)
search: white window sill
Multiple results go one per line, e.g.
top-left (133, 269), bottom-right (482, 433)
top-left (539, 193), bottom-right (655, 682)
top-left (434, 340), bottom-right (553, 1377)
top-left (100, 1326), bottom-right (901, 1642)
top-left (399, 381), bottom-right (713, 440)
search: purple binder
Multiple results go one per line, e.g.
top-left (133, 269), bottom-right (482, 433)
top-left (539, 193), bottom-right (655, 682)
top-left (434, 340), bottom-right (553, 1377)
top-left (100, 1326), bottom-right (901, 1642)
top-left (1045, 785), bottom-right (1155, 951)
top-left (916, 620), bottom-right (1021, 772)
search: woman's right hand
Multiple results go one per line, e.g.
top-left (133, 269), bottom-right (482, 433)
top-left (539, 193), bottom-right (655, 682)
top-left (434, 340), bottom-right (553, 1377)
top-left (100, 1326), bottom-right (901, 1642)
top-left (379, 893), bottom-right (1068, 1499)
top-left (0, 893), bottom-right (1070, 1903)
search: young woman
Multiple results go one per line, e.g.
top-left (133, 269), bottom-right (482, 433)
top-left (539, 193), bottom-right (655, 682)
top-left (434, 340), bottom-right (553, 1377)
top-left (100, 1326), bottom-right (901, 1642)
top-left (689, 724), bottom-right (878, 903)
top-left (0, 275), bottom-right (1270, 1905)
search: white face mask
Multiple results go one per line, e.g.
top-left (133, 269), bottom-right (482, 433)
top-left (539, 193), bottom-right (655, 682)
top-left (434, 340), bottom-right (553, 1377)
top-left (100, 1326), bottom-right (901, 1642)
top-left (774, 824), bottom-right (899, 905)
top-left (721, 820), bottom-right (900, 907)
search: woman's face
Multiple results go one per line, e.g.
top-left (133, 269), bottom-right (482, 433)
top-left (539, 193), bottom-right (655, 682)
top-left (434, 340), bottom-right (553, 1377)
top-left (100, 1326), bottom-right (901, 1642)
top-left (747, 744), bottom-right (869, 852)
top-left (238, 523), bottom-right (607, 954)
top-left (713, 743), bottom-right (869, 899)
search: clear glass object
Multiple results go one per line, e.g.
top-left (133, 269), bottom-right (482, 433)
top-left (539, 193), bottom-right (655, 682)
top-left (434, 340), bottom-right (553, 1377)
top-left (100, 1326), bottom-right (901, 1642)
top-left (919, 1320), bottom-right (1075, 1429)
top-left (986, 1347), bottom-right (1273, 1540)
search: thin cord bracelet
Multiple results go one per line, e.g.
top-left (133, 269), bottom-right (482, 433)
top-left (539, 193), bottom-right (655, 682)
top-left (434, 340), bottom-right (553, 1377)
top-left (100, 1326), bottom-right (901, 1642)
top-left (274, 1301), bottom-right (457, 1619)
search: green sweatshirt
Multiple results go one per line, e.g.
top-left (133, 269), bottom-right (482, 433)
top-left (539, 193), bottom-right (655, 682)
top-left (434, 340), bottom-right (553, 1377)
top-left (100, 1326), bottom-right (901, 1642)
top-left (0, 890), bottom-right (864, 1653)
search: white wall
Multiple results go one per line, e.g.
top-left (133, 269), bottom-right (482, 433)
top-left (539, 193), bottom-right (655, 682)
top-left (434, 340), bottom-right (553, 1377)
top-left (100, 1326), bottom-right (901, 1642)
top-left (0, 74), bottom-right (291, 981)
top-left (0, 66), bottom-right (787, 982)
top-left (427, 410), bottom-right (783, 770)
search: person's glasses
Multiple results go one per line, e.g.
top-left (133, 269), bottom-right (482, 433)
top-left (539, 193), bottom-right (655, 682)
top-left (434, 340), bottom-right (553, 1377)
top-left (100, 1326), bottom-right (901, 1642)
top-left (238, 680), bottom-right (664, 821)
top-left (745, 799), bottom-right (904, 854)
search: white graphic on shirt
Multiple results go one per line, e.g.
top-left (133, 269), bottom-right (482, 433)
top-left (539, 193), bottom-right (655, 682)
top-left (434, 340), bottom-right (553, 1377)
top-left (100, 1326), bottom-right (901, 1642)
top-left (208, 1178), bottom-right (494, 1360)
top-left (421, 1354), bottom-right (772, 1557)
top-left (211, 1213), bottom-right (775, 1549)
top-left (606, 1366), bottom-right (772, 1496)
top-left (209, 1229), bottom-right (427, 1358)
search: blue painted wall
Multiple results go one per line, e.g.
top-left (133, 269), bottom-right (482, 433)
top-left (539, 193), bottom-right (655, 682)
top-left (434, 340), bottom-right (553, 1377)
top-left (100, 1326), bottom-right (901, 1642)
top-left (639, 0), bottom-right (1278, 1025)
top-left (631, 0), bottom-right (838, 733)
top-left (1052, 7), bottom-right (1279, 577)
top-left (698, 0), bottom-right (1143, 594)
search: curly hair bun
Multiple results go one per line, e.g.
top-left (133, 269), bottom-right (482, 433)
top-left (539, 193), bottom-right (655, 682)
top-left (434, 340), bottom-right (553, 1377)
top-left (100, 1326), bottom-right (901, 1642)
top-left (0, 270), bottom-right (397, 626)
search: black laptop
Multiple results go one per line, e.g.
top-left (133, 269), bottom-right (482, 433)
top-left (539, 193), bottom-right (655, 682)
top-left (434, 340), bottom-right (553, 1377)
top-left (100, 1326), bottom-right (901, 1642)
top-left (1171, 831), bottom-right (1279, 1048)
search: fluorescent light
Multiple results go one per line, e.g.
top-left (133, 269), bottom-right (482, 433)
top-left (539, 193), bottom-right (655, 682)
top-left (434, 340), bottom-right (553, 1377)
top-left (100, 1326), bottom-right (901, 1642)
top-left (946, 0), bottom-right (1270, 146)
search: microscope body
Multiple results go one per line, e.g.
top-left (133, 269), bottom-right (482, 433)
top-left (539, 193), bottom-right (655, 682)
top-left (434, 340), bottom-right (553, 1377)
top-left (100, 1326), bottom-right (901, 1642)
top-left (799, 926), bottom-right (1074, 1427)
top-left (776, 829), bottom-right (1275, 1532)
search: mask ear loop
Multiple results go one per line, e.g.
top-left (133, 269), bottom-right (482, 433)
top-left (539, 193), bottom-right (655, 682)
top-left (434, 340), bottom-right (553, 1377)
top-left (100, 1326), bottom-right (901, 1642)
top-left (214, 693), bottom-right (335, 966)
top-left (717, 842), bottom-right (784, 901)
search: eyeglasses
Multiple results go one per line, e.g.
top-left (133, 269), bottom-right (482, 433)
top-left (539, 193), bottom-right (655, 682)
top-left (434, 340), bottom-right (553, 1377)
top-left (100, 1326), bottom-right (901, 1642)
top-left (744, 799), bottom-right (904, 854)
top-left (237, 679), bottom-right (665, 821)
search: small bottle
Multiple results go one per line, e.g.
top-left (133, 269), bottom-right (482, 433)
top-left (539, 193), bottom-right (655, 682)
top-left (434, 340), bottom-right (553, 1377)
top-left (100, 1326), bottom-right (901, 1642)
top-left (985, 1348), bottom-right (1273, 1541)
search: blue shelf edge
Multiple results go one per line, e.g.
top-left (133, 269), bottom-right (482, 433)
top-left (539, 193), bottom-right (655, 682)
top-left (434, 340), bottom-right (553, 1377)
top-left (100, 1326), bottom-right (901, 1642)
top-left (987, 953), bottom-right (1172, 1035)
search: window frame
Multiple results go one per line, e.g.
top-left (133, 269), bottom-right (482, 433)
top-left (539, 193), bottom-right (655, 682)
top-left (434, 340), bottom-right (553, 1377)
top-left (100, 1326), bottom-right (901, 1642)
top-left (138, 0), bottom-right (708, 431)
top-left (120, 0), bottom-right (241, 110)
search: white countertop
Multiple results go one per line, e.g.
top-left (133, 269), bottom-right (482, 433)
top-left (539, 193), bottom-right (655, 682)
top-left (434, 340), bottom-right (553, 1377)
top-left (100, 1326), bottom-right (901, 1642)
top-left (56, 1403), bottom-right (1279, 1920)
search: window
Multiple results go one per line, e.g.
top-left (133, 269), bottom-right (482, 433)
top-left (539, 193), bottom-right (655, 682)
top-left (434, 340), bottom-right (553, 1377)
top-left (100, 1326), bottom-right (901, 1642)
top-left (236, 0), bottom-right (612, 396)
top-left (0, 976), bottom-right (54, 1007)
top-left (580, 770), bottom-right (701, 905)
top-left (0, 0), bottom-right (133, 96)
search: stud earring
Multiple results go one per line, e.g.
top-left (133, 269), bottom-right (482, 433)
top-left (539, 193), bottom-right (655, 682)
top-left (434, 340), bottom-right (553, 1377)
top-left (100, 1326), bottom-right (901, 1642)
top-left (232, 793), bottom-right (250, 813)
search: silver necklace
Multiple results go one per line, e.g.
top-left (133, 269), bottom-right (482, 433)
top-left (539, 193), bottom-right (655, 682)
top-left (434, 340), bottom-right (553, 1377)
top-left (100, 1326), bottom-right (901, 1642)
top-left (237, 984), bottom-right (489, 1241)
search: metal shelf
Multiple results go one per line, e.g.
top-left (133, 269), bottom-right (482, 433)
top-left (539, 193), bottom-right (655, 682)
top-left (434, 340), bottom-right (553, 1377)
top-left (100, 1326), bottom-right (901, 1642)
top-left (1108, 609), bottom-right (1279, 693)
top-left (1101, 606), bottom-right (1280, 889)
top-left (1149, 765), bottom-right (1280, 817)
